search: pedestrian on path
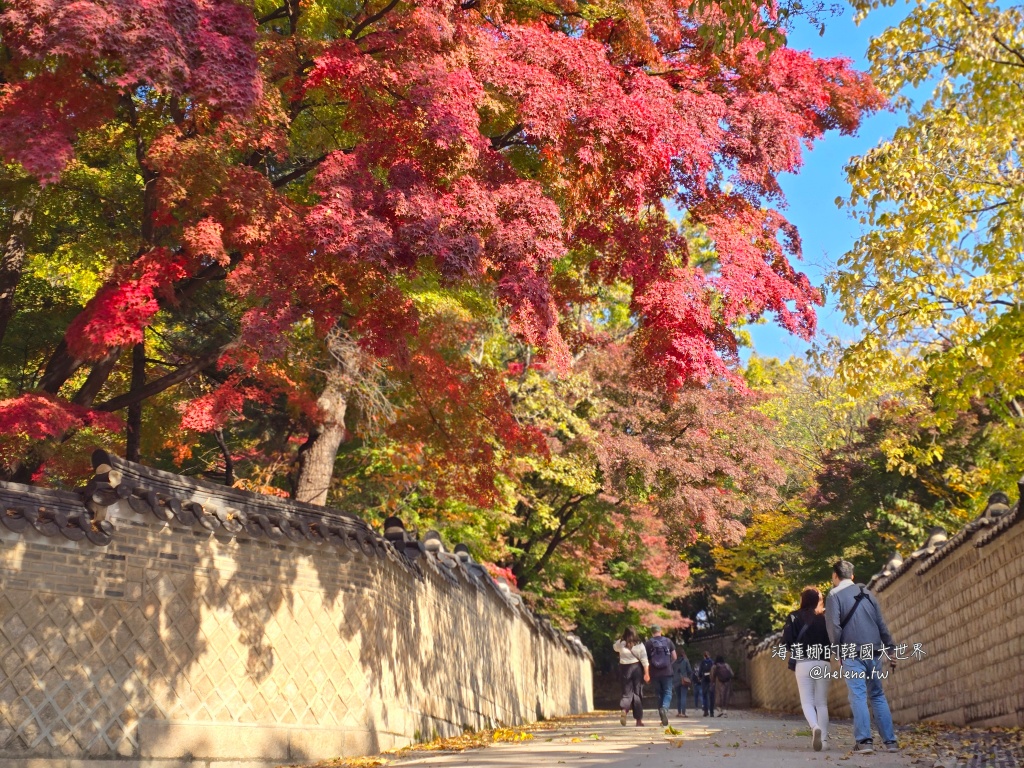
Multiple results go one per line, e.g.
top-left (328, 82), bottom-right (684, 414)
top-left (613, 627), bottom-right (650, 727)
top-left (672, 651), bottom-right (693, 717)
top-left (711, 655), bottom-right (734, 716)
top-left (645, 626), bottom-right (677, 726)
top-left (824, 560), bottom-right (899, 755)
top-left (698, 651), bottom-right (715, 717)
top-left (692, 661), bottom-right (704, 712)
top-left (782, 586), bottom-right (831, 752)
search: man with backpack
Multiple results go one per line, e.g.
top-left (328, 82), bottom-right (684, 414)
top-left (711, 655), bottom-right (734, 716)
top-left (644, 626), bottom-right (677, 726)
top-left (824, 560), bottom-right (899, 755)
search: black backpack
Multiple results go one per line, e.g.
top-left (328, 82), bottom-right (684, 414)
top-left (648, 637), bottom-right (673, 673)
top-left (715, 663), bottom-right (733, 682)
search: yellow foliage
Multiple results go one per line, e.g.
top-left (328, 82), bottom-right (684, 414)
top-left (834, 0), bottom-right (1024, 486)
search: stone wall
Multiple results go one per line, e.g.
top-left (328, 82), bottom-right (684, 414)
top-left (745, 485), bottom-right (1023, 728)
top-left (0, 452), bottom-right (593, 766)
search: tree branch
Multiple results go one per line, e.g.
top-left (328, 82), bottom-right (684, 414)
top-left (350, 0), bottom-right (402, 40)
top-left (488, 124), bottom-right (525, 150)
top-left (257, 5), bottom-right (289, 24)
top-left (214, 428), bottom-right (235, 486)
top-left (126, 341), bottom-right (146, 462)
top-left (992, 34), bottom-right (1024, 68)
top-left (271, 155), bottom-right (329, 188)
top-left (71, 348), bottom-right (122, 406)
top-left (95, 347), bottom-right (227, 412)
top-left (513, 493), bottom-right (596, 587)
top-left (38, 258), bottom-right (233, 395)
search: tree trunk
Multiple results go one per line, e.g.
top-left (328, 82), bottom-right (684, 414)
top-left (0, 187), bottom-right (39, 348)
top-left (293, 384), bottom-right (348, 506)
top-left (72, 347), bottom-right (122, 406)
top-left (38, 339), bottom-right (86, 394)
top-left (214, 428), bottom-right (234, 487)
top-left (126, 342), bottom-right (146, 462)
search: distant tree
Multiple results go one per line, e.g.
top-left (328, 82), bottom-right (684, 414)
top-left (797, 403), bottom-right (996, 581)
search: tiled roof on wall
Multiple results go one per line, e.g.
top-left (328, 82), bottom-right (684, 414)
top-left (0, 450), bottom-right (591, 660)
top-left (0, 481), bottom-right (114, 544)
top-left (869, 481), bottom-right (1022, 592)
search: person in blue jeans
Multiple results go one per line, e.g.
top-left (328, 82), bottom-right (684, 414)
top-left (672, 652), bottom-right (693, 716)
top-left (825, 560), bottom-right (898, 755)
top-left (644, 626), bottom-right (677, 726)
top-left (696, 651), bottom-right (715, 716)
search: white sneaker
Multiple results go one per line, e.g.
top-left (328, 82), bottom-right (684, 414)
top-left (812, 727), bottom-right (822, 752)
top-left (821, 741), bottom-right (830, 752)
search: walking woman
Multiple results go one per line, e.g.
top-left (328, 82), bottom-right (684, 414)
top-left (782, 587), bottom-right (832, 751)
top-left (613, 627), bottom-right (650, 726)
top-left (672, 652), bottom-right (693, 717)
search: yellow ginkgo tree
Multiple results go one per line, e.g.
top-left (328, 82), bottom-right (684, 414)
top-left (834, 0), bottom-right (1024, 491)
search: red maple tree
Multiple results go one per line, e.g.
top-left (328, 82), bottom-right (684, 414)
top-left (0, 0), bottom-right (883, 495)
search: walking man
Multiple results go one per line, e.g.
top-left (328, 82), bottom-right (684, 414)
top-left (693, 667), bottom-right (704, 713)
top-left (712, 655), bottom-right (734, 717)
top-left (824, 560), bottom-right (899, 755)
top-left (698, 651), bottom-right (715, 717)
top-left (645, 626), bottom-right (677, 726)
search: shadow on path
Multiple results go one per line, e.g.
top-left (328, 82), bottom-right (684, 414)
top-left (390, 710), bottom-right (920, 768)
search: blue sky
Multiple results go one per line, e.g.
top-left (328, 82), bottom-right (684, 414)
top-left (741, 2), bottom-right (914, 363)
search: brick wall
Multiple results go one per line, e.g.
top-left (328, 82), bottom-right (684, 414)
top-left (0, 456), bottom-right (592, 766)
top-left (745, 495), bottom-right (1024, 728)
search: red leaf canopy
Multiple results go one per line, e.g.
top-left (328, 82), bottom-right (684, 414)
top-left (0, 0), bottom-right (884, 485)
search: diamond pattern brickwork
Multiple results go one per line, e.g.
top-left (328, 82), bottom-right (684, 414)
top-left (0, 505), bottom-right (593, 760)
top-left (0, 570), bottom-right (377, 755)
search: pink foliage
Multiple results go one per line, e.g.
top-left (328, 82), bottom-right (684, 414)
top-left (0, 394), bottom-right (122, 477)
top-left (627, 599), bottom-right (693, 630)
top-left (179, 376), bottom-right (269, 432)
top-left (0, 0), bottom-right (883, 496)
top-left (482, 562), bottom-right (519, 589)
top-left (183, 218), bottom-right (230, 265)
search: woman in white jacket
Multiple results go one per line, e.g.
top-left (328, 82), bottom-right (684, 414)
top-left (612, 627), bottom-right (650, 726)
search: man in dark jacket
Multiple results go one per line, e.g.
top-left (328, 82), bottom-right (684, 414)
top-left (697, 651), bottom-right (715, 717)
top-left (824, 560), bottom-right (898, 755)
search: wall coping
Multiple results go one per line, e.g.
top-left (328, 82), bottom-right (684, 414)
top-left (869, 483), bottom-right (1022, 594)
top-left (0, 451), bottom-right (591, 661)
